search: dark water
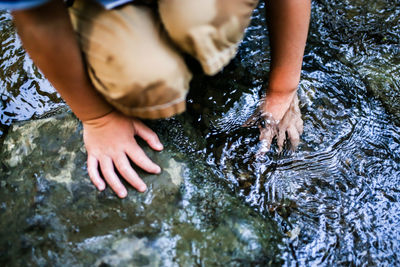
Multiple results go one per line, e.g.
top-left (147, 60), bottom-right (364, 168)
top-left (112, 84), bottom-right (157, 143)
top-left (187, 1), bottom-right (400, 265)
top-left (1, 1), bottom-right (400, 265)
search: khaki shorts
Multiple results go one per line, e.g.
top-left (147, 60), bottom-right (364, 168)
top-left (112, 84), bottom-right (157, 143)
top-left (69, 0), bottom-right (259, 119)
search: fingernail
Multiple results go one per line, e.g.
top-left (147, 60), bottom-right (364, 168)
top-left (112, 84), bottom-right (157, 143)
top-left (156, 143), bottom-right (164, 150)
top-left (119, 189), bottom-right (127, 198)
top-left (139, 184), bottom-right (147, 193)
top-left (155, 165), bottom-right (162, 174)
top-left (98, 184), bottom-right (105, 191)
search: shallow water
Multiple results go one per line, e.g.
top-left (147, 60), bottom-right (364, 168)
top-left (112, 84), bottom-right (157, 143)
top-left (1, 1), bottom-right (400, 265)
top-left (0, 11), bottom-right (63, 138)
top-left (187, 1), bottom-right (400, 265)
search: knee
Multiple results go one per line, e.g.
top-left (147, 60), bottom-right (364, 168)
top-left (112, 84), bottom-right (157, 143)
top-left (159, 0), bottom-right (259, 75)
top-left (70, 2), bottom-right (193, 118)
top-left (87, 44), bottom-right (192, 119)
top-left (159, 0), bottom-right (259, 49)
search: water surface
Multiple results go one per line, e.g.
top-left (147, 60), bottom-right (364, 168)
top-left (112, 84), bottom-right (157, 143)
top-left (1, 1), bottom-right (400, 265)
top-left (187, 1), bottom-right (400, 265)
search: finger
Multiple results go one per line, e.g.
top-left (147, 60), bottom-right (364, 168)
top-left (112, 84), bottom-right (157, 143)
top-left (99, 157), bottom-right (128, 198)
top-left (87, 155), bottom-right (106, 191)
top-left (126, 143), bottom-right (161, 174)
top-left (292, 94), bottom-right (300, 110)
top-left (276, 127), bottom-right (287, 153)
top-left (278, 105), bottom-right (291, 130)
top-left (287, 125), bottom-right (300, 151)
top-left (292, 95), bottom-right (304, 134)
top-left (114, 154), bottom-right (147, 192)
top-left (259, 126), bottom-right (274, 153)
top-left (132, 119), bottom-right (163, 151)
top-left (295, 117), bottom-right (304, 135)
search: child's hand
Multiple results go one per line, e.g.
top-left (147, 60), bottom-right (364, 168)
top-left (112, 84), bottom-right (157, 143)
top-left (82, 111), bottom-right (163, 198)
top-left (267, 93), bottom-right (303, 152)
top-left (262, 91), bottom-right (297, 123)
top-left (244, 91), bottom-right (303, 154)
top-left (259, 92), bottom-right (303, 152)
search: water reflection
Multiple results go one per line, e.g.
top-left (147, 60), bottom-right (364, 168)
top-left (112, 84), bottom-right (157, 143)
top-left (0, 11), bottom-right (63, 137)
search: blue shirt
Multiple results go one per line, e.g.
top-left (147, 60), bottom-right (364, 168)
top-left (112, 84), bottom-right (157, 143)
top-left (0, 0), bottom-right (134, 10)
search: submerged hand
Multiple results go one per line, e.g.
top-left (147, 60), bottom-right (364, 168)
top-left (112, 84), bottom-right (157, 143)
top-left (82, 111), bottom-right (163, 198)
top-left (275, 94), bottom-right (303, 151)
top-left (244, 92), bottom-right (303, 153)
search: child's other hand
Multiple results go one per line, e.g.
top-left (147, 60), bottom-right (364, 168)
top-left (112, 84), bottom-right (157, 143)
top-left (274, 94), bottom-right (303, 152)
top-left (262, 90), bottom-right (296, 122)
top-left (258, 91), bottom-right (303, 153)
top-left (82, 111), bottom-right (163, 198)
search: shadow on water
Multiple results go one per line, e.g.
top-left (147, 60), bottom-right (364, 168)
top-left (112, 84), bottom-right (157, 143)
top-left (1, 0), bottom-right (400, 265)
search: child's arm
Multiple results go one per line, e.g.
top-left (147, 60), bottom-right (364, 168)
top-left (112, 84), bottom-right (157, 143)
top-left (264, 0), bottom-right (310, 120)
top-left (12, 0), bottom-right (163, 198)
top-left (260, 0), bottom-right (311, 150)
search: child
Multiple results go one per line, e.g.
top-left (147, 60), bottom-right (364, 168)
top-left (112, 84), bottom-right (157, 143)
top-left (5, 0), bottom-right (310, 198)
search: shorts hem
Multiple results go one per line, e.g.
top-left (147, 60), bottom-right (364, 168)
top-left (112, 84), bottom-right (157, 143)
top-left (107, 95), bottom-right (187, 119)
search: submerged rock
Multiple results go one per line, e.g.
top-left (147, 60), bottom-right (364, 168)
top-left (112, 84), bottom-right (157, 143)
top-left (0, 111), bottom-right (283, 266)
top-left (1, 1), bottom-right (399, 265)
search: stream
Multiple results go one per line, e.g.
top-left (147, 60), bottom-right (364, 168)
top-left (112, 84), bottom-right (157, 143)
top-left (1, 1), bottom-right (400, 266)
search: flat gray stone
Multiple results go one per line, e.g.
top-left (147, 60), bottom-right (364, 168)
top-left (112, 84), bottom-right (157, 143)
top-left (0, 112), bottom-right (282, 266)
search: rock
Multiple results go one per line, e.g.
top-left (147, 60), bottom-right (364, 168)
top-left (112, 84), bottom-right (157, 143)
top-left (0, 111), bottom-right (283, 266)
top-left (2, 1), bottom-right (399, 265)
top-left (358, 54), bottom-right (400, 125)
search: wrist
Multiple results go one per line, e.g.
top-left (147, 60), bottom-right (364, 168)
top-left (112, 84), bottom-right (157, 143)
top-left (82, 109), bottom-right (117, 128)
top-left (265, 88), bottom-right (297, 101)
top-left (80, 106), bottom-right (114, 123)
top-left (265, 81), bottom-right (297, 107)
top-left (66, 83), bottom-right (115, 122)
top-left (267, 67), bottom-right (300, 96)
